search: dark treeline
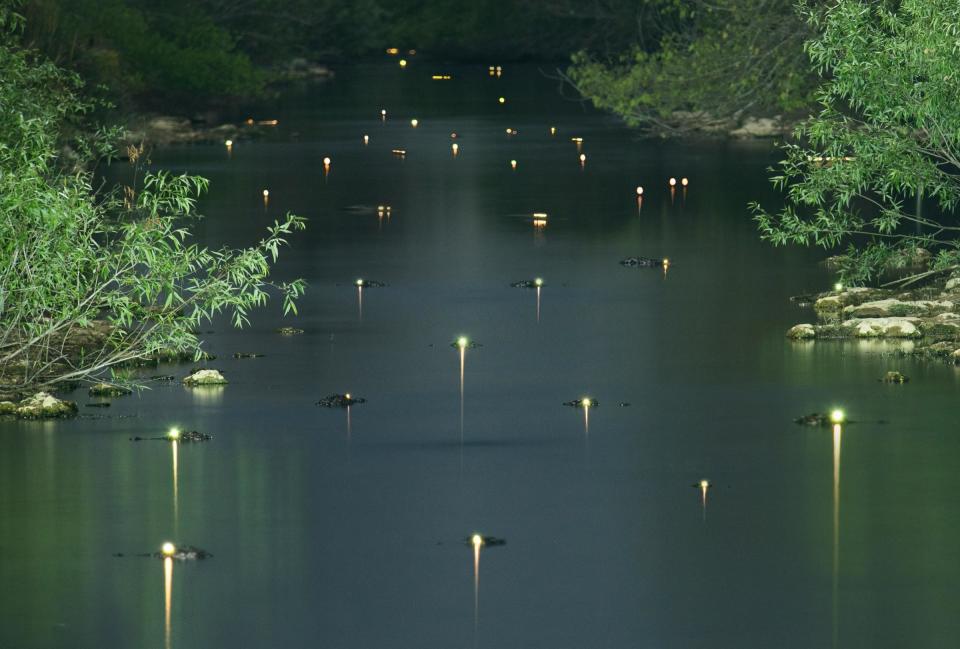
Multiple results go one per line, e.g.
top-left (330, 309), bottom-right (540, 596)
top-left (16, 0), bottom-right (833, 133)
top-left (16, 0), bottom-right (673, 111)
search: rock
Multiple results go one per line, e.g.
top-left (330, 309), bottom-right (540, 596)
top-left (946, 278), bottom-right (960, 291)
top-left (953, 349), bottom-right (960, 363)
top-left (0, 401), bottom-right (15, 415)
top-left (182, 369), bottom-right (228, 386)
top-left (620, 256), bottom-right (666, 268)
top-left (919, 319), bottom-right (960, 338)
top-left (787, 323), bottom-right (817, 339)
top-left (276, 327), bottom-right (304, 335)
top-left (822, 255), bottom-right (847, 269)
top-left (844, 298), bottom-right (954, 318)
top-left (882, 371), bottom-right (909, 383)
top-left (813, 287), bottom-right (892, 318)
top-left (88, 382), bottom-right (132, 397)
top-left (14, 392), bottom-right (78, 419)
top-left (148, 116), bottom-right (191, 132)
top-left (729, 116), bottom-right (790, 138)
top-left (316, 394), bottom-right (365, 408)
top-left (843, 317), bottom-right (921, 338)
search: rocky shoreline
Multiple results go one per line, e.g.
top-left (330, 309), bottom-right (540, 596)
top-left (786, 275), bottom-right (960, 363)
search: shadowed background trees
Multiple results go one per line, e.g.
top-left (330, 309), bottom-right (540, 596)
top-left (18, 0), bottom-right (785, 113)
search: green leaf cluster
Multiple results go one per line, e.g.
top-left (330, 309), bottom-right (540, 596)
top-left (0, 3), bottom-right (306, 390)
top-left (566, 0), bottom-right (819, 133)
top-left (753, 0), bottom-right (960, 285)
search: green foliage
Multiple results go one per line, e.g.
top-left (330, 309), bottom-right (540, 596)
top-left (566, 0), bottom-right (818, 133)
top-left (0, 4), bottom-right (306, 390)
top-left (753, 0), bottom-right (960, 285)
top-left (21, 0), bottom-right (263, 108)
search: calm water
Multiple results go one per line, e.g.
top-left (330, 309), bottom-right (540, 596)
top-left (2, 64), bottom-right (959, 649)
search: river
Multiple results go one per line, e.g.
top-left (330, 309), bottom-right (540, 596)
top-left (1, 63), bottom-right (958, 649)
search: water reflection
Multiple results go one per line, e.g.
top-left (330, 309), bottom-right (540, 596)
top-left (698, 479), bottom-right (710, 522)
top-left (163, 556), bottom-right (174, 649)
top-left (471, 534), bottom-right (482, 639)
top-left (457, 338), bottom-right (468, 443)
top-left (171, 440), bottom-right (179, 533)
top-left (832, 422), bottom-right (842, 649)
top-left (188, 385), bottom-right (225, 404)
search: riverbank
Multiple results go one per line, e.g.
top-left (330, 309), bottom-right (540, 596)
top-left (786, 272), bottom-right (960, 364)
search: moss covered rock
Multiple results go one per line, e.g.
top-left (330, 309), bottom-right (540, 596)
top-left (14, 392), bottom-right (78, 419)
top-left (786, 323), bottom-right (817, 340)
top-left (844, 299), bottom-right (954, 318)
top-left (88, 382), bottom-right (132, 397)
top-left (842, 317), bottom-right (921, 338)
top-left (182, 369), bottom-right (228, 386)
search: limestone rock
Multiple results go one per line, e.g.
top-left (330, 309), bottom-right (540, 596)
top-left (730, 116), bottom-right (789, 138)
top-left (787, 323), bottom-right (817, 339)
top-left (14, 392), bottom-right (78, 419)
top-left (182, 369), bottom-right (228, 386)
top-left (88, 382), bottom-right (132, 397)
top-left (844, 299), bottom-right (955, 318)
top-left (842, 317), bottom-right (921, 338)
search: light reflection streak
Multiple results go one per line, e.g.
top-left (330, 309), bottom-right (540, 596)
top-left (171, 441), bottom-right (179, 532)
top-left (459, 345), bottom-right (466, 443)
top-left (832, 422), bottom-right (842, 649)
top-left (357, 285), bottom-right (363, 321)
top-left (700, 480), bottom-right (709, 522)
top-left (472, 535), bottom-right (482, 639)
top-left (164, 556), bottom-right (173, 649)
top-left (346, 404), bottom-right (352, 439)
top-left (536, 286), bottom-right (541, 322)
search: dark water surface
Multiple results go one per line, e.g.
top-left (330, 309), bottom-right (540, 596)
top-left (2, 64), bottom-right (959, 649)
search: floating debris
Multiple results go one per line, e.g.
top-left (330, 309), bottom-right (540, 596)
top-left (154, 544), bottom-right (212, 560)
top-left (88, 382), bottom-right (132, 397)
top-left (463, 535), bottom-right (506, 547)
top-left (353, 279), bottom-right (387, 288)
top-left (391, 149), bottom-right (407, 157)
top-left (276, 327), bottom-right (304, 335)
top-left (85, 402), bottom-right (111, 408)
top-left (129, 430), bottom-right (212, 443)
top-left (563, 398), bottom-right (598, 409)
top-left (182, 369), bottom-right (227, 386)
top-left (316, 394), bottom-right (366, 408)
top-left (790, 294), bottom-right (817, 306)
top-left (882, 371), bottom-right (909, 383)
top-left (794, 412), bottom-right (851, 427)
top-left (618, 402), bottom-right (631, 407)
top-left (620, 256), bottom-right (668, 268)
top-left (450, 339), bottom-right (482, 349)
top-left (150, 375), bottom-right (177, 382)
top-left (510, 279), bottom-right (544, 289)
top-left (232, 353), bottom-right (265, 359)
